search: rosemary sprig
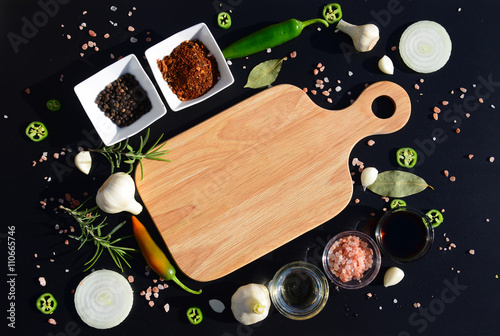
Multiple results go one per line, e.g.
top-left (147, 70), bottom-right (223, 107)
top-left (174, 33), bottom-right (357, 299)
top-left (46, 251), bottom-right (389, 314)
top-left (60, 202), bottom-right (137, 272)
top-left (89, 128), bottom-right (171, 181)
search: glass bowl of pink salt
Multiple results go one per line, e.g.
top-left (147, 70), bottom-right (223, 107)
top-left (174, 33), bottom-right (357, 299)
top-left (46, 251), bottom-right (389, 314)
top-left (322, 231), bottom-right (381, 289)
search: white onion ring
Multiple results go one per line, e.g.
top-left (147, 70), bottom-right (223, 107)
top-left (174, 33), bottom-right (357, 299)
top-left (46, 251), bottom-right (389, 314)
top-left (74, 269), bottom-right (134, 329)
top-left (399, 20), bottom-right (452, 73)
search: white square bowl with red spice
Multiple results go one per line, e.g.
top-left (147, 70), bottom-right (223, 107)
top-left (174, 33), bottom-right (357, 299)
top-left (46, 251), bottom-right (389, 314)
top-left (145, 22), bottom-right (234, 112)
top-left (74, 54), bottom-right (167, 146)
top-left (322, 231), bottom-right (381, 289)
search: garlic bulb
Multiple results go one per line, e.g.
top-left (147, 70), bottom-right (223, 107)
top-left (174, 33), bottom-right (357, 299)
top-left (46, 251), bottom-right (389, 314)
top-left (231, 283), bottom-right (271, 325)
top-left (361, 167), bottom-right (378, 191)
top-left (75, 151), bottom-right (92, 175)
top-left (378, 55), bottom-right (394, 75)
top-left (96, 172), bottom-right (143, 215)
top-left (384, 267), bottom-right (405, 287)
top-left (337, 19), bottom-right (380, 52)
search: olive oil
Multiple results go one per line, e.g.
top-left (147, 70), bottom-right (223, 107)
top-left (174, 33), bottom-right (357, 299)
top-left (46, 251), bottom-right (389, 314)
top-left (379, 210), bottom-right (429, 262)
top-left (281, 271), bottom-right (317, 309)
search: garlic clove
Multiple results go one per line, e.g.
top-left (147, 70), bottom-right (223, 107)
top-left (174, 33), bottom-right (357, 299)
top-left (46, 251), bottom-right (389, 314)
top-left (383, 267), bottom-right (405, 287)
top-left (74, 151), bottom-right (92, 175)
top-left (96, 172), bottom-right (143, 215)
top-left (361, 167), bottom-right (378, 191)
top-left (378, 55), bottom-right (394, 75)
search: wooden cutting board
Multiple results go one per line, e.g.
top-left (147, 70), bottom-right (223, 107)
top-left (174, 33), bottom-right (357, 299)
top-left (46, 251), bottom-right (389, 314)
top-left (135, 81), bottom-right (411, 282)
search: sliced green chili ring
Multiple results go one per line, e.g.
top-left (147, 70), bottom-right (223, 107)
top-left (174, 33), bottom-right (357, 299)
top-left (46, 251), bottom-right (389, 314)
top-left (36, 293), bottom-right (58, 315)
top-left (426, 209), bottom-right (444, 228)
top-left (217, 12), bottom-right (232, 29)
top-left (26, 121), bottom-right (48, 142)
top-left (396, 147), bottom-right (418, 168)
top-left (322, 3), bottom-right (342, 25)
top-left (46, 99), bottom-right (61, 111)
top-left (390, 199), bottom-right (407, 209)
top-left (187, 306), bottom-right (203, 325)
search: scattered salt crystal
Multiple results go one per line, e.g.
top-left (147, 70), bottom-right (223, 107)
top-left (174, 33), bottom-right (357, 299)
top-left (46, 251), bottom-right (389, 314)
top-left (209, 299), bottom-right (225, 313)
top-left (164, 303), bottom-right (170, 313)
top-left (266, 48), bottom-right (271, 53)
top-left (48, 318), bottom-right (57, 325)
top-left (110, 5), bottom-right (117, 11)
top-left (39, 277), bottom-right (47, 286)
top-left (335, 86), bottom-right (342, 92)
top-left (130, 37), bottom-right (138, 43)
top-left (348, 71), bottom-right (353, 76)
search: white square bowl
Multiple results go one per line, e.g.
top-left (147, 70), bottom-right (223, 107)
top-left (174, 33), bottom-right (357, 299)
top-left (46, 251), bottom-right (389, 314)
top-left (74, 54), bottom-right (167, 146)
top-left (145, 22), bottom-right (234, 111)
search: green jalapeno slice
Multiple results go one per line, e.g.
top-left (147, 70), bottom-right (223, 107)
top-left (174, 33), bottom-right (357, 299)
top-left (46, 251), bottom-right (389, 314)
top-left (46, 99), bottom-right (61, 111)
top-left (217, 12), bottom-right (232, 29)
top-left (390, 199), bottom-right (407, 209)
top-left (26, 121), bottom-right (48, 142)
top-left (36, 293), bottom-right (58, 314)
top-left (322, 3), bottom-right (342, 25)
top-left (426, 209), bottom-right (444, 228)
top-left (396, 147), bottom-right (418, 168)
top-left (187, 306), bottom-right (203, 325)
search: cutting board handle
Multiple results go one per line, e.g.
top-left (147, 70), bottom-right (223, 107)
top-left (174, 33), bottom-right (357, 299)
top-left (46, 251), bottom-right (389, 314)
top-left (343, 81), bottom-right (411, 137)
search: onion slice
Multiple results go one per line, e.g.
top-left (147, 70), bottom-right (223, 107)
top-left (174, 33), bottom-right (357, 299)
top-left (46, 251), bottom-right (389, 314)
top-left (399, 20), bottom-right (452, 73)
top-left (74, 270), bottom-right (134, 329)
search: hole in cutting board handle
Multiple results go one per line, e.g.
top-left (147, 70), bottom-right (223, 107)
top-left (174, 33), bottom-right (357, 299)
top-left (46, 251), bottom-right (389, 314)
top-left (371, 96), bottom-right (396, 119)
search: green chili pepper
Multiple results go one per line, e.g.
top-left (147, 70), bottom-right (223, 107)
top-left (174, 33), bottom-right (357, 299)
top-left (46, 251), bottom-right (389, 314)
top-left (222, 18), bottom-right (329, 59)
top-left (217, 12), bottom-right (232, 29)
top-left (390, 199), bottom-right (407, 209)
top-left (426, 209), bottom-right (444, 228)
top-left (396, 147), bottom-right (418, 168)
top-left (187, 307), bottom-right (203, 325)
top-left (26, 121), bottom-right (48, 142)
top-left (132, 216), bottom-right (202, 295)
top-left (322, 3), bottom-right (342, 24)
top-left (46, 99), bottom-right (61, 111)
top-left (36, 293), bottom-right (58, 315)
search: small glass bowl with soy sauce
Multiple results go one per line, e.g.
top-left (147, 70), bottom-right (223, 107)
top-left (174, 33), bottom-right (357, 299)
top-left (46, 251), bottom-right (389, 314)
top-left (375, 206), bottom-right (434, 263)
top-left (269, 261), bottom-right (329, 320)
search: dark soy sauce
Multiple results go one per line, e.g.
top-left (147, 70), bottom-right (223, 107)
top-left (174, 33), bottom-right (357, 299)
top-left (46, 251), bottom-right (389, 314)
top-left (380, 211), bottom-right (428, 261)
top-left (281, 271), bottom-right (316, 309)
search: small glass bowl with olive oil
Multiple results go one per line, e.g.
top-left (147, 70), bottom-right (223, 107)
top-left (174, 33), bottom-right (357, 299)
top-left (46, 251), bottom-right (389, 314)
top-left (375, 207), bottom-right (434, 263)
top-left (269, 261), bottom-right (329, 320)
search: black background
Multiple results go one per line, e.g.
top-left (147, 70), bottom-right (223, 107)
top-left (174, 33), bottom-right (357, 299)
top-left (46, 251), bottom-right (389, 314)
top-left (1, 0), bottom-right (499, 335)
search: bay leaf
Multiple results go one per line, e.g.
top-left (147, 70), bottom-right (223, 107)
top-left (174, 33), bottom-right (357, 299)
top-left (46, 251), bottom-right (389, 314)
top-left (244, 58), bottom-right (284, 89)
top-left (367, 170), bottom-right (431, 197)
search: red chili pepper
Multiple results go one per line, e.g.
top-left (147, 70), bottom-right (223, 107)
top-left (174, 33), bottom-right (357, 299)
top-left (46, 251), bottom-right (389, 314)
top-left (131, 216), bottom-right (202, 295)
